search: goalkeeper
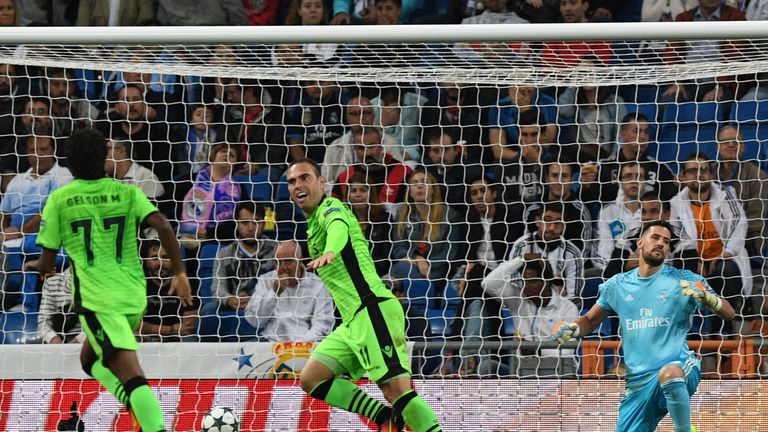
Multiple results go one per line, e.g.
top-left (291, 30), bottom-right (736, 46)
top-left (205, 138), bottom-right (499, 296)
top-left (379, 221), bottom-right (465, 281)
top-left (35, 129), bottom-right (192, 432)
top-left (552, 220), bottom-right (734, 432)
top-left (287, 159), bottom-right (441, 432)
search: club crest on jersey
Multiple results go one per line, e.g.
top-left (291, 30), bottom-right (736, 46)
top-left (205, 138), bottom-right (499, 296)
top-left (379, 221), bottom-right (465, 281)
top-left (323, 208), bottom-right (340, 217)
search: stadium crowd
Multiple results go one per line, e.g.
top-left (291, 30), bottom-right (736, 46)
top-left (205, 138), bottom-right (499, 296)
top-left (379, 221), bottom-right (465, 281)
top-left (0, 0), bottom-right (768, 376)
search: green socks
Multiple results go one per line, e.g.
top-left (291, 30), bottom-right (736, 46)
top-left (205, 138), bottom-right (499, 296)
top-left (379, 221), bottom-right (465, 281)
top-left (124, 377), bottom-right (165, 432)
top-left (309, 378), bottom-right (391, 424)
top-left (89, 360), bottom-right (129, 405)
top-left (393, 390), bottom-right (441, 432)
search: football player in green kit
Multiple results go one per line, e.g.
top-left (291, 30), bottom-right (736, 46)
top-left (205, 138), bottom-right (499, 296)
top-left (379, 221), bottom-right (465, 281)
top-left (287, 159), bottom-right (442, 432)
top-left (35, 129), bottom-right (192, 432)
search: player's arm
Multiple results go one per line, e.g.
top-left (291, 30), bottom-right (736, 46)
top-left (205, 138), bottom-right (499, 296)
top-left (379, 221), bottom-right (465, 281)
top-left (681, 280), bottom-right (736, 321)
top-left (20, 214), bottom-right (41, 234)
top-left (307, 219), bottom-right (349, 270)
top-left (144, 212), bottom-right (193, 307)
top-left (552, 304), bottom-right (612, 344)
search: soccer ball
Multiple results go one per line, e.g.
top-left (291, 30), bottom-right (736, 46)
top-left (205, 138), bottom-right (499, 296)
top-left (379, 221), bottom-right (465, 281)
top-left (201, 406), bottom-right (239, 432)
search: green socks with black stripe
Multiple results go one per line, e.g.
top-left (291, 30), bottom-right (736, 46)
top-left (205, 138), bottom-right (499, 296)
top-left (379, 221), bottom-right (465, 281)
top-left (309, 378), bottom-right (392, 425)
top-left (89, 360), bottom-right (129, 404)
top-left (393, 390), bottom-right (442, 432)
top-left (87, 362), bottom-right (164, 432)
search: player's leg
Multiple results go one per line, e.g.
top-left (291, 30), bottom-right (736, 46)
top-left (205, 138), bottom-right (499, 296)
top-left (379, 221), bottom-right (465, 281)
top-left (80, 312), bottom-right (165, 432)
top-left (368, 300), bottom-right (441, 432)
top-left (301, 327), bottom-right (394, 427)
top-left (79, 337), bottom-right (128, 405)
top-left (616, 376), bottom-right (667, 432)
top-left (659, 363), bottom-right (693, 432)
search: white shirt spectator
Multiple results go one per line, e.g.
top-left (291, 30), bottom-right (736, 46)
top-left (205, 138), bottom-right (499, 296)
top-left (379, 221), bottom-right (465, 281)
top-left (461, 9), bottom-right (529, 24)
top-left (746, 0), bottom-right (768, 20)
top-left (482, 258), bottom-right (579, 358)
top-left (507, 232), bottom-right (584, 300)
top-left (245, 270), bottom-right (335, 342)
top-left (118, 161), bottom-right (165, 199)
top-left (596, 197), bottom-right (642, 269)
top-left (1, 163), bottom-right (73, 228)
top-left (37, 269), bottom-right (85, 344)
top-left (321, 130), bottom-right (399, 194)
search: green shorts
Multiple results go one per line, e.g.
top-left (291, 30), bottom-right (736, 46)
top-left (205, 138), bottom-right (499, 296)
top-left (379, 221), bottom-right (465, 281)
top-left (311, 298), bottom-right (411, 384)
top-left (79, 312), bottom-right (142, 363)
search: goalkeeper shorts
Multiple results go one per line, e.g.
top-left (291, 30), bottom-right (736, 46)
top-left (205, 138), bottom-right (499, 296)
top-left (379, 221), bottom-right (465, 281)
top-left (616, 360), bottom-right (701, 432)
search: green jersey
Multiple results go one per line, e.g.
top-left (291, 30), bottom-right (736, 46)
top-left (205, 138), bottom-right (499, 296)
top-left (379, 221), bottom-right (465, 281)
top-left (37, 178), bottom-right (159, 314)
top-left (307, 196), bottom-right (395, 322)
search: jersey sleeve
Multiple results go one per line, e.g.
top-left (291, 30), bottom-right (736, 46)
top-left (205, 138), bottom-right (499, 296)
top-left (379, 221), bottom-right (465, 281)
top-left (36, 194), bottom-right (62, 250)
top-left (132, 186), bottom-right (159, 223)
top-left (319, 201), bottom-right (353, 255)
top-left (596, 276), bottom-right (617, 313)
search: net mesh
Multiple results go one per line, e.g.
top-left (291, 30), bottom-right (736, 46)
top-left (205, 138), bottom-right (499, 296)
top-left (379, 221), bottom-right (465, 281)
top-left (0, 34), bottom-right (766, 431)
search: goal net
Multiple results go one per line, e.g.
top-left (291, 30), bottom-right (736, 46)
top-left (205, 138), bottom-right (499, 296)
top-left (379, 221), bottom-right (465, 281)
top-left (0, 23), bottom-right (766, 431)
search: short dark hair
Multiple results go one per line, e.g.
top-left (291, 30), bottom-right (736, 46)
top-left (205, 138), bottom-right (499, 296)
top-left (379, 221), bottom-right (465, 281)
top-left (621, 112), bottom-right (649, 126)
top-left (522, 255), bottom-right (555, 282)
top-left (236, 201), bottom-right (265, 220)
top-left (639, 220), bottom-right (674, 238)
top-left (110, 139), bottom-right (132, 158)
top-left (541, 200), bottom-right (564, 216)
top-left (640, 191), bottom-right (669, 214)
top-left (288, 158), bottom-right (322, 177)
top-left (66, 129), bottom-right (107, 180)
top-left (518, 107), bottom-right (544, 128)
top-left (683, 151), bottom-right (712, 165)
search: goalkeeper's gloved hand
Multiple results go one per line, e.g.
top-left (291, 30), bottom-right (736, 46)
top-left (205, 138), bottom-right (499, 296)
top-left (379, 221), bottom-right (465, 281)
top-left (551, 321), bottom-right (580, 344)
top-left (680, 280), bottom-right (722, 312)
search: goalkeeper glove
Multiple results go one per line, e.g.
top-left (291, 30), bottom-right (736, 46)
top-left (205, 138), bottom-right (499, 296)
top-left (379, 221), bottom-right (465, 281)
top-left (551, 321), bottom-right (580, 344)
top-left (680, 280), bottom-right (722, 312)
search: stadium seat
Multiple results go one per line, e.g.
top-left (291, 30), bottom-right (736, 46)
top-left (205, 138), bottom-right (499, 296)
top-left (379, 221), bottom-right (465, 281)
top-left (196, 242), bottom-right (222, 301)
top-left (652, 101), bottom-right (724, 164)
top-left (0, 311), bottom-right (39, 344)
top-left (729, 100), bottom-right (768, 163)
top-left (501, 307), bottom-right (515, 337)
top-left (233, 174), bottom-right (273, 202)
top-left (197, 305), bottom-right (258, 342)
top-left (619, 84), bottom-right (661, 104)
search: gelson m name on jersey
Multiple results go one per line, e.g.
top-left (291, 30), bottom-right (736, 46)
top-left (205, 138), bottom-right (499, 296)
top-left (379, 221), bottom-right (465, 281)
top-left (66, 194), bottom-right (121, 207)
top-left (625, 316), bottom-right (671, 331)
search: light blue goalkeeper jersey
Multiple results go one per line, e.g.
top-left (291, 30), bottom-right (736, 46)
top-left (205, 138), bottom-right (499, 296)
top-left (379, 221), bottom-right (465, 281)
top-left (597, 264), bottom-right (714, 390)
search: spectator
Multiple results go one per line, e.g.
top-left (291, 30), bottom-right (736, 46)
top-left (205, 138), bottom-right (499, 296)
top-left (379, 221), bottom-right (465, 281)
top-left (642, 0), bottom-right (697, 22)
top-left (76, 0), bottom-right (155, 26)
top-left (245, 240), bottom-right (335, 342)
top-left (156, 0), bottom-right (248, 25)
top-left (211, 202), bottom-right (278, 312)
top-left (286, 80), bottom-right (349, 162)
top-left (221, 79), bottom-right (286, 181)
top-left (557, 81), bottom-right (627, 162)
top-left (716, 125), bottom-right (768, 256)
top-left (527, 160), bottom-right (594, 253)
top-left (43, 67), bottom-right (101, 137)
top-left (507, 201), bottom-right (585, 300)
top-left (594, 112), bottom-right (678, 203)
top-left (462, 0), bottom-right (528, 23)
top-left (0, 63), bottom-right (22, 192)
top-left (663, 0), bottom-right (746, 102)
top-left (488, 85), bottom-right (557, 162)
top-left (372, 85), bottom-right (428, 163)
top-left (390, 169), bottom-right (462, 285)
top-left (511, 0), bottom-right (561, 22)
top-left (104, 139), bottom-right (165, 200)
top-left (670, 152), bottom-right (752, 325)
top-left (422, 82), bottom-right (487, 163)
top-left (451, 174), bottom-right (525, 340)
top-left (97, 85), bottom-right (173, 182)
top-left (322, 96), bottom-right (398, 189)
top-left (541, 0), bottom-right (613, 67)
top-left (495, 108), bottom-right (549, 203)
top-left (244, 0), bottom-right (280, 25)
top-left (173, 104), bottom-right (220, 183)
top-left (105, 60), bottom-right (182, 124)
top-left (603, 191), bottom-right (697, 279)
top-left (340, 171), bottom-right (394, 277)
top-left (423, 128), bottom-right (476, 209)
top-left (178, 143), bottom-right (241, 246)
top-left (373, 0), bottom-right (403, 24)
top-left (280, 0), bottom-right (340, 66)
top-left (37, 268), bottom-right (84, 344)
top-left (332, 127), bottom-right (412, 214)
top-left (746, 0), bottom-right (768, 20)
top-left (330, 0), bottom-right (415, 24)
top-left (596, 161), bottom-right (647, 268)
top-left (0, 0), bottom-right (14, 26)
top-left (0, 135), bottom-right (72, 293)
top-left (138, 240), bottom-right (200, 342)
top-left (482, 253), bottom-right (579, 368)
